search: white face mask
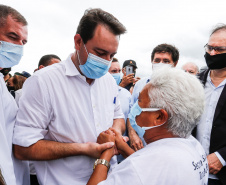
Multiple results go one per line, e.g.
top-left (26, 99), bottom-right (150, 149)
top-left (152, 63), bottom-right (172, 71)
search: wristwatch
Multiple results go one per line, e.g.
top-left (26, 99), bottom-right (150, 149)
top-left (93, 159), bottom-right (110, 171)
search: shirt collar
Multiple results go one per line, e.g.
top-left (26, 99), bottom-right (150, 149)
top-left (65, 54), bottom-right (81, 77)
top-left (207, 70), bottom-right (226, 88)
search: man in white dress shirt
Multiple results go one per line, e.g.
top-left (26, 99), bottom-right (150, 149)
top-left (13, 8), bottom-right (126, 185)
top-left (0, 4), bottom-right (29, 185)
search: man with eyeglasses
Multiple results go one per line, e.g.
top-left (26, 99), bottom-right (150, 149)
top-left (194, 24), bottom-right (226, 185)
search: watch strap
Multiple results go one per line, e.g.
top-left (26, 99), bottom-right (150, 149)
top-left (93, 159), bottom-right (110, 171)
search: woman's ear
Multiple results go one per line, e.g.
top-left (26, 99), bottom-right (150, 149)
top-left (74, 34), bottom-right (82, 51)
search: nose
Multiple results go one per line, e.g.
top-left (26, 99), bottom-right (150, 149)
top-left (209, 49), bottom-right (217, 56)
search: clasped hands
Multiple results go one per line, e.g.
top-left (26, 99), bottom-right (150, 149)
top-left (97, 128), bottom-right (130, 158)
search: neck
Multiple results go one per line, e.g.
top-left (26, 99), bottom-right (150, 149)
top-left (210, 68), bottom-right (226, 87)
top-left (144, 126), bottom-right (178, 144)
top-left (71, 51), bottom-right (94, 85)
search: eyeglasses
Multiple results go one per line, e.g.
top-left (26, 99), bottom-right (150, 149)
top-left (204, 44), bottom-right (226, 54)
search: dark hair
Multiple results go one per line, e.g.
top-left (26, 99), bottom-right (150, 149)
top-left (76, 8), bottom-right (126, 44)
top-left (0, 4), bottom-right (27, 27)
top-left (112, 58), bottom-right (118, 62)
top-left (38, 54), bottom-right (61, 67)
top-left (211, 24), bottom-right (226, 35)
top-left (151, 44), bottom-right (179, 63)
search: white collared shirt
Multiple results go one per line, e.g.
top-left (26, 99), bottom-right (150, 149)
top-left (130, 77), bottom-right (150, 107)
top-left (0, 73), bottom-right (17, 185)
top-left (0, 74), bottom-right (30, 185)
top-left (118, 86), bottom-right (131, 121)
top-left (13, 54), bottom-right (124, 185)
top-left (197, 71), bottom-right (226, 179)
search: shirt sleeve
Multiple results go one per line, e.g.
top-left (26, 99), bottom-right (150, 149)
top-left (215, 152), bottom-right (226, 166)
top-left (13, 75), bottom-right (53, 147)
top-left (97, 160), bottom-right (142, 185)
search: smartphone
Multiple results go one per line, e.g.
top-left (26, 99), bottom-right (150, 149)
top-left (125, 65), bottom-right (134, 75)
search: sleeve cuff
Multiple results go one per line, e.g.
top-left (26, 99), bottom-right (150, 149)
top-left (215, 152), bottom-right (226, 166)
top-left (13, 125), bottom-right (48, 147)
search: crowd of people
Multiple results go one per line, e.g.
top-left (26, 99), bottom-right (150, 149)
top-left (1, 3), bottom-right (226, 185)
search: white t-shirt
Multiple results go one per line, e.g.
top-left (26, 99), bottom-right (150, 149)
top-left (0, 74), bottom-right (29, 185)
top-left (98, 136), bottom-right (208, 185)
top-left (13, 55), bottom-right (124, 185)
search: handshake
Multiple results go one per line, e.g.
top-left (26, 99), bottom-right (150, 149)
top-left (96, 128), bottom-right (134, 159)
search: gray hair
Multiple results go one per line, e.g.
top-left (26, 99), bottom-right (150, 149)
top-left (147, 66), bottom-right (205, 138)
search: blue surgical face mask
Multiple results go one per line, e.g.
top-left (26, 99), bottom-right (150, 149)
top-left (111, 73), bottom-right (121, 85)
top-left (0, 41), bottom-right (23, 68)
top-left (77, 43), bottom-right (112, 79)
top-left (128, 101), bottom-right (164, 138)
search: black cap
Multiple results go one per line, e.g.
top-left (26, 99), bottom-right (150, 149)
top-left (123, 60), bottom-right (137, 68)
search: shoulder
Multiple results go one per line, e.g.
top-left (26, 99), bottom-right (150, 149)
top-left (119, 86), bottom-right (131, 97)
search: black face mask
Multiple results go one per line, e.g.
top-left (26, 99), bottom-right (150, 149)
top-left (0, 68), bottom-right (11, 76)
top-left (204, 52), bottom-right (226, 70)
top-left (7, 85), bottom-right (15, 92)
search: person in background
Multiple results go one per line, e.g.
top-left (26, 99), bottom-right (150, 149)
top-left (108, 57), bottom-right (131, 163)
top-left (87, 66), bottom-right (208, 185)
top-left (7, 71), bottom-right (31, 99)
top-left (182, 62), bottom-right (199, 75)
top-left (0, 4), bottom-right (29, 185)
top-left (127, 43), bottom-right (179, 152)
top-left (194, 24), bottom-right (226, 185)
top-left (37, 54), bottom-right (61, 70)
top-left (119, 59), bottom-right (140, 94)
top-left (13, 8), bottom-right (126, 185)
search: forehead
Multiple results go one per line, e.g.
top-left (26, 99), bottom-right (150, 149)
top-left (208, 30), bottom-right (226, 46)
top-left (183, 63), bottom-right (196, 70)
top-left (110, 62), bottom-right (120, 68)
top-left (139, 85), bottom-right (151, 103)
top-left (153, 52), bottom-right (173, 60)
top-left (0, 15), bottom-right (28, 42)
top-left (49, 58), bottom-right (60, 65)
top-left (86, 24), bottom-right (119, 52)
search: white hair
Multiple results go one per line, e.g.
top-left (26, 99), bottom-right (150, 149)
top-left (148, 66), bottom-right (205, 138)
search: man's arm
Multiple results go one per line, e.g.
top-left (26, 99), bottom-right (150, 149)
top-left (13, 140), bottom-right (114, 161)
top-left (127, 118), bottom-right (143, 151)
top-left (112, 118), bottom-right (125, 135)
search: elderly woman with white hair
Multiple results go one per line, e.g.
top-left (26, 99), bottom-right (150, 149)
top-left (87, 66), bottom-right (209, 185)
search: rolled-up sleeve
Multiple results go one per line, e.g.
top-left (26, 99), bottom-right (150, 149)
top-left (13, 75), bottom-right (52, 147)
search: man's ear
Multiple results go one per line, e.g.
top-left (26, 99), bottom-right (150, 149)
top-left (74, 34), bottom-right (82, 51)
top-left (155, 109), bottom-right (168, 126)
top-left (173, 61), bottom-right (178, 67)
top-left (38, 65), bottom-right (44, 70)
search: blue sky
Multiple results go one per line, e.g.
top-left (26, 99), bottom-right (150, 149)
top-left (2, 0), bottom-right (226, 77)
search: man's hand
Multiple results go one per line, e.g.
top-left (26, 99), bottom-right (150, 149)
top-left (207, 153), bottom-right (223, 174)
top-left (128, 131), bottom-right (144, 151)
top-left (84, 142), bottom-right (114, 159)
top-left (119, 73), bottom-right (134, 87)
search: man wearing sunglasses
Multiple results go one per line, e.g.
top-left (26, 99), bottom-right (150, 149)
top-left (194, 24), bottom-right (226, 185)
